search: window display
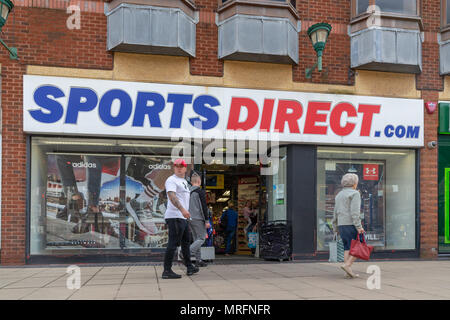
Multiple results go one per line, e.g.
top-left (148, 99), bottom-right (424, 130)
top-left (317, 147), bottom-right (416, 252)
top-left (46, 153), bottom-right (122, 249)
top-left (44, 153), bottom-right (177, 250)
top-left (125, 156), bottom-right (174, 248)
top-left (30, 137), bottom-right (191, 254)
top-left (319, 160), bottom-right (386, 248)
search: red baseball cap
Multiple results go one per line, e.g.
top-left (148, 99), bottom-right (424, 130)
top-left (173, 158), bottom-right (187, 167)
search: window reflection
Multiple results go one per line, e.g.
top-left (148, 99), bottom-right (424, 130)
top-left (356, 0), bottom-right (369, 15)
top-left (316, 147), bottom-right (416, 252)
top-left (375, 0), bottom-right (417, 15)
top-left (30, 137), bottom-right (193, 254)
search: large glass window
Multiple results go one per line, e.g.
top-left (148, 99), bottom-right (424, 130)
top-left (446, 0), bottom-right (450, 25)
top-left (30, 137), bottom-right (191, 255)
top-left (30, 136), bottom-right (282, 255)
top-left (316, 147), bottom-right (416, 252)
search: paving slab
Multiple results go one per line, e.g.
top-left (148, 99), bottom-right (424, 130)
top-left (0, 288), bottom-right (40, 300)
top-left (0, 260), bottom-right (450, 300)
top-left (21, 287), bottom-right (75, 300)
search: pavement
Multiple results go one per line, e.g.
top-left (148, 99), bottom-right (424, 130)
top-left (0, 259), bottom-right (449, 300)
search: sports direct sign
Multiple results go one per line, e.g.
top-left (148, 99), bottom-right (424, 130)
top-left (23, 75), bottom-right (424, 147)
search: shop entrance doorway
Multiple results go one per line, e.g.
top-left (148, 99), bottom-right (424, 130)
top-left (200, 163), bottom-right (267, 260)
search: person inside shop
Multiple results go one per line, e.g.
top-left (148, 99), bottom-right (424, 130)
top-left (220, 200), bottom-right (238, 256)
top-left (187, 171), bottom-right (211, 267)
top-left (332, 173), bottom-right (364, 278)
top-left (162, 159), bottom-right (199, 279)
top-left (243, 200), bottom-right (254, 238)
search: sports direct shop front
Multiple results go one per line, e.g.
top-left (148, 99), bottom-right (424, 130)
top-left (24, 75), bottom-right (424, 261)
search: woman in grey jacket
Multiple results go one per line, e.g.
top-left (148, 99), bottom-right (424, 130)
top-left (332, 173), bottom-right (365, 278)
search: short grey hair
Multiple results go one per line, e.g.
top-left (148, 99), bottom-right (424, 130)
top-left (191, 172), bottom-right (201, 183)
top-left (341, 173), bottom-right (359, 187)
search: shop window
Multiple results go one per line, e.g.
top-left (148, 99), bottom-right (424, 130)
top-left (30, 137), bottom-right (192, 255)
top-left (30, 137), bottom-right (285, 256)
top-left (316, 147), bottom-right (416, 252)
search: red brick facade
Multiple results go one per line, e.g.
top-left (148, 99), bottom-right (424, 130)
top-left (0, 0), bottom-right (444, 264)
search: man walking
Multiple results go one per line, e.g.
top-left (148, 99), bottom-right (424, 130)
top-left (162, 159), bottom-right (199, 279)
top-left (188, 172), bottom-right (211, 267)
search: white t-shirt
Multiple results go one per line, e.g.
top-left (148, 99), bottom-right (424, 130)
top-left (164, 174), bottom-right (190, 219)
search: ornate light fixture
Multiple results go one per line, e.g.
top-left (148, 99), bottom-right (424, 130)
top-left (0, 0), bottom-right (17, 60)
top-left (305, 22), bottom-right (332, 79)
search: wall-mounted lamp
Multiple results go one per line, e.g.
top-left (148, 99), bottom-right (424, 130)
top-left (0, 0), bottom-right (17, 60)
top-left (305, 22), bottom-right (332, 79)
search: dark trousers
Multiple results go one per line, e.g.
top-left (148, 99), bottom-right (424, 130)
top-left (225, 228), bottom-right (236, 254)
top-left (164, 218), bottom-right (192, 271)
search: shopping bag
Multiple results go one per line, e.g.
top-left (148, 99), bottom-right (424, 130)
top-left (349, 233), bottom-right (374, 261)
top-left (329, 233), bottom-right (344, 262)
top-left (248, 232), bottom-right (258, 249)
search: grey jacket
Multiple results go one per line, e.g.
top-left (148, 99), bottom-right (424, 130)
top-left (189, 186), bottom-right (209, 221)
top-left (332, 187), bottom-right (362, 231)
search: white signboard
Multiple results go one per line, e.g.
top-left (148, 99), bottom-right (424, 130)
top-left (23, 75), bottom-right (424, 147)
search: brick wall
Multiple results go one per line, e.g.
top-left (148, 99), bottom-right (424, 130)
top-left (189, 0), bottom-right (223, 77)
top-left (420, 90), bottom-right (439, 259)
top-left (416, 0), bottom-right (442, 258)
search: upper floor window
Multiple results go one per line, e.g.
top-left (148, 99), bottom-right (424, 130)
top-left (221, 0), bottom-right (296, 7)
top-left (444, 0), bottom-right (450, 26)
top-left (354, 0), bottom-right (419, 18)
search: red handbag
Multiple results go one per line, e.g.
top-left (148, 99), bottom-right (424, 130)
top-left (349, 233), bottom-right (374, 261)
